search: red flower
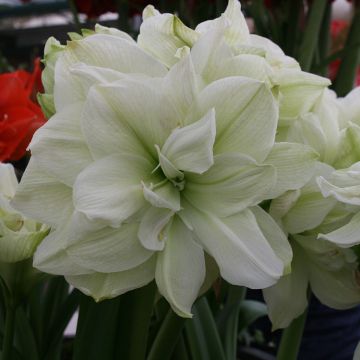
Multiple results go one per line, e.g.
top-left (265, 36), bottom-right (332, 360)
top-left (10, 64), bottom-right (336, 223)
top-left (0, 58), bottom-right (46, 162)
top-left (74, 0), bottom-right (116, 18)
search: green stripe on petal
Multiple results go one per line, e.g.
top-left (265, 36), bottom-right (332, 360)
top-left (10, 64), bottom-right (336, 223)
top-left (155, 216), bottom-right (205, 317)
top-left (185, 153), bottom-right (276, 217)
top-left (74, 154), bottom-right (152, 227)
top-left (181, 201), bottom-right (283, 289)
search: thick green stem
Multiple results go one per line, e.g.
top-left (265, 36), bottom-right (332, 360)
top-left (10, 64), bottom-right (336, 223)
top-left (127, 282), bottom-right (157, 360)
top-left (115, 0), bottom-right (129, 32)
top-left (147, 308), bottom-right (187, 360)
top-left (333, 7), bottom-right (360, 96)
top-left (2, 304), bottom-right (16, 360)
top-left (67, 0), bottom-right (81, 33)
top-left (277, 310), bottom-right (308, 360)
top-left (298, 0), bottom-right (328, 71)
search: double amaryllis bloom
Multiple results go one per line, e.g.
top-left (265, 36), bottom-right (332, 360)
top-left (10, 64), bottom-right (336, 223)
top-left (13, 0), bottom-right (360, 320)
top-left (0, 59), bottom-right (46, 162)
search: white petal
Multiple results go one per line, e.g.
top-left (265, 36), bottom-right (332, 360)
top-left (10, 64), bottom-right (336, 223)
top-left (317, 171), bottom-right (360, 206)
top-left (189, 77), bottom-right (277, 162)
top-left (195, 0), bottom-right (250, 46)
top-left (263, 242), bottom-right (309, 330)
top-left (138, 11), bottom-right (197, 67)
top-left (276, 69), bottom-right (330, 123)
top-left (30, 103), bottom-right (93, 186)
top-left (309, 262), bottom-right (360, 310)
top-left (138, 207), bottom-right (174, 251)
top-left (281, 191), bottom-right (337, 234)
top-left (155, 217), bottom-right (205, 317)
top-left (319, 212), bottom-right (360, 247)
top-left (184, 153), bottom-right (276, 217)
top-left (162, 109), bottom-right (216, 174)
top-left (92, 79), bottom-right (181, 158)
top-left (181, 202), bottom-right (284, 289)
top-left (264, 142), bottom-right (318, 199)
top-left (251, 206), bottom-right (292, 273)
top-left (74, 154), bottom-right (153, 227)
top-left (11, 159), bottom-right (73, 227)
top-left (67, 222), bottom-right (153, 272)
top-left (66, 256), bottom-right (156, 301)
top-left (143, 181), bottom-right (181, 211)
top-left (0, 163), bottom-right (17, 198)
top-left (33, 221), bottom-right (93, 276)
top-left (81, 85), bottom-right (150, 160)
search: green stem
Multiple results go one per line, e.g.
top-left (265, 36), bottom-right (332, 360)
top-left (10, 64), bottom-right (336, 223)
top-left (115, 0), bottom-right (129, 32)
top-left (315, 1), bottom-right (331, 76)
top-left (147, 308), bottom-right (187, 360)
top-left (298, 0), bottom-right (328, 71)
top-left (333, 7), bottom-right (360, 96)
top-left (285, 0), bottom-right (303, 57)
top-left (2, 304), bottom-right (16, 360)
top-left (67, 0), bottom-right (81, 33)
top-left (276, 309), bottom-right (308, 360)
top-left (129, 283), bottom-right (156, 359)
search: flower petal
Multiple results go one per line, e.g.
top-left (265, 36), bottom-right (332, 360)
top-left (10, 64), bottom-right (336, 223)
top-left (11, 159), bottom-right (73, 226)
top-left (263, 242), bottom-right (309, 330)
top-left (162, 109), bottom-right (216, 174)
top-left (91, 79), bottom-right (181, 158)
top-left (264, 142), bottom-right (318, 199)
top-left (251, 206), bottom-right (292, 273)
top-left (67, 221), bottom-right (153, 272)
top-left (138, 207), bottom-right (174, 251)
top-left (309, 262), bottom-right (360, 310)
top-left (184, 153), bottom-right (276, 217)
top-left (66, 256), bottom-right (156, 302)
top-left (319, 212), bottom-right (360, 247)
top-left (143, 181), bottom-right (181, 211)
top-left (30, 103), bottom-right (93, 186)
top-left (73, 154), bottom-right (153, 227)
top-left (189, 77), bottom-right (277, 162)
top-left (0, 163), bottom-right (18, 198)
top-left (181, 202), bottom-right (284, 289)
top-left (155, 216), bottom-right (205, 317)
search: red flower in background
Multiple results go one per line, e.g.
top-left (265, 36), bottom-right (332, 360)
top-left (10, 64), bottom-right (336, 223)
top-left (0, 58), bottom-right (46, 162)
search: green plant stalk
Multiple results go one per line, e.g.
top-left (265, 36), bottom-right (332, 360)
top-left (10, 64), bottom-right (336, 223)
top-left (67, 0), bottom-right (81, 33)
top-left (115, 0), bottom-right (129, 32)
top-left (315, 1), bottom-right (331, 76)
top-left (333, 7), bottom-right (360, 96)
top-left (147, 308), bottom-right (187, 360)
top-left (276, 309), bottom-right (308, 360)
top-left (285, 0), bottom-right (303, 57)
top-left (298, 0), bottom-right (328, 71)
top-left (2, 303), bottom-right (16, 360)
top-left (126, 282), bottom-right (156, 360)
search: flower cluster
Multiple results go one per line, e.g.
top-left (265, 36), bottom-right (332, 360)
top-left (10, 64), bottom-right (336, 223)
top-left (11, 0), bottom-right (360, 324)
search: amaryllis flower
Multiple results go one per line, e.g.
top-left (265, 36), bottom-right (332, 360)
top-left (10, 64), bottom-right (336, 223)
top-left (0, 59), bottom-right (46, 162)
top-left (13, 1), bottom-right (319, 317)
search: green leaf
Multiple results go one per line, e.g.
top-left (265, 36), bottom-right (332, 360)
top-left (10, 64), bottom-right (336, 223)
top-left (184, 296), bottom-right (227, 360)
top-left (297, 0), bottom-right (328, 71)
top-left (147, 308), bottom-right (187, 360)
top-left (237, 300), bottom-right (267, 334)
top-left (72, 294), bottom-right (121, 360)
top-left (14, 307), bottom-right (39, 360)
